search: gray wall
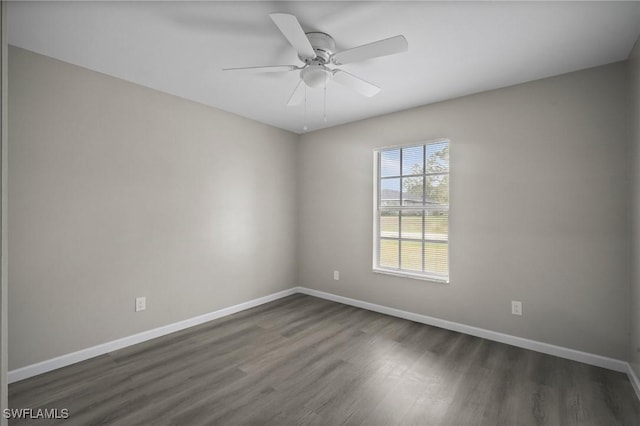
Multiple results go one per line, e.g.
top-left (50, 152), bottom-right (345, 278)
top-left (298, 62), bottom-right (631, 360)
top-left (8, 47), bottom-right (298, 370)
top-left (631, 37), bottom-right (640, 377)
top-left (7, 44), bottom-right (636, 371)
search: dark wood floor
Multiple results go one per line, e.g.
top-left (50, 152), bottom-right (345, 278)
top-left (8, 294), bottom-right (640, 425)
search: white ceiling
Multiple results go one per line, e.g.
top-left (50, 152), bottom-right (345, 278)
top-left (8, 1), bottom-right (640, 134)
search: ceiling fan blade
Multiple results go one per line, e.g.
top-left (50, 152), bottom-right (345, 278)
top-left (287, 80), bottom-right (305, 106)
top-left (332, 35), bottom-right (408, 65)
top-left (223, 65), bottom-right (298, 73)
top-left (269, 13), bottom-right (316, 60)
top-left (332, 70), bottom-right (380, 97)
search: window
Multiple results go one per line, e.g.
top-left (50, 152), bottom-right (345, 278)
top-left (374, 140), bottom-right (449, 282)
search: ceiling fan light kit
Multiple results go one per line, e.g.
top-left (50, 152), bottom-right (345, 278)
top-left (300, 64), bottom-right (330, 88)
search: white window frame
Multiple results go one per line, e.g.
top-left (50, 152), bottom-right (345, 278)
top-left (373, 139), bottom-right (450, 283)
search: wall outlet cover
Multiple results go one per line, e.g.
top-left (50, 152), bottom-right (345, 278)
top-left (135, 296), bottom-right (146, 312)
top-left (511, 300), bottom-right (522, 316)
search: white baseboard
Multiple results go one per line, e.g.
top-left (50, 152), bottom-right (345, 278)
top-left (8, 287), bottom-right (298, 383)
top-left (295, 287), bottom-right (629, 374)
top-left (8, 285), bottom-right (635, 395)
top-left (628, 363), bottom-right (640, 401)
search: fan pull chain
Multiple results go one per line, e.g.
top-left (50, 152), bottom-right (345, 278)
top-left (303, 85), bottom-right (308, 132)
top-left (323, 78), bottom-right (327, 124)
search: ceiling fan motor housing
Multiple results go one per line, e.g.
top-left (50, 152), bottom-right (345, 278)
top-left (302, 32), bottom-right (336, 64)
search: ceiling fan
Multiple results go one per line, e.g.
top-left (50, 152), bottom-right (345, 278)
top-left (223, 13), bottom-right (408, 105)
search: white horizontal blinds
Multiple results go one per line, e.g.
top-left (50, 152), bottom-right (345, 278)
top-left (377, 141), bottom-right (449, 279)
top-left (379, 210), bottom-right (399, 268)
top-left (423, 141), bottom-right (449, 277)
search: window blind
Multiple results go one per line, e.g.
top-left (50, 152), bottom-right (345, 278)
top-left (375, 140), bottom-right (449, 282)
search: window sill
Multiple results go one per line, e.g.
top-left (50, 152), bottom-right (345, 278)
top-left (372, 268), bottom-right (449, 284)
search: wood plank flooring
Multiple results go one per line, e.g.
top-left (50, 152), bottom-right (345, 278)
top-left (8, 294), bottom-right (640, 425)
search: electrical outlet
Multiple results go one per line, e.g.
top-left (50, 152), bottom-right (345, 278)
top-left (333, 270), bottom-right (340, 281)
top-left (135, 296), bottom-right (146, 312)
top-left (511, 300), bottom-right (522, 316)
